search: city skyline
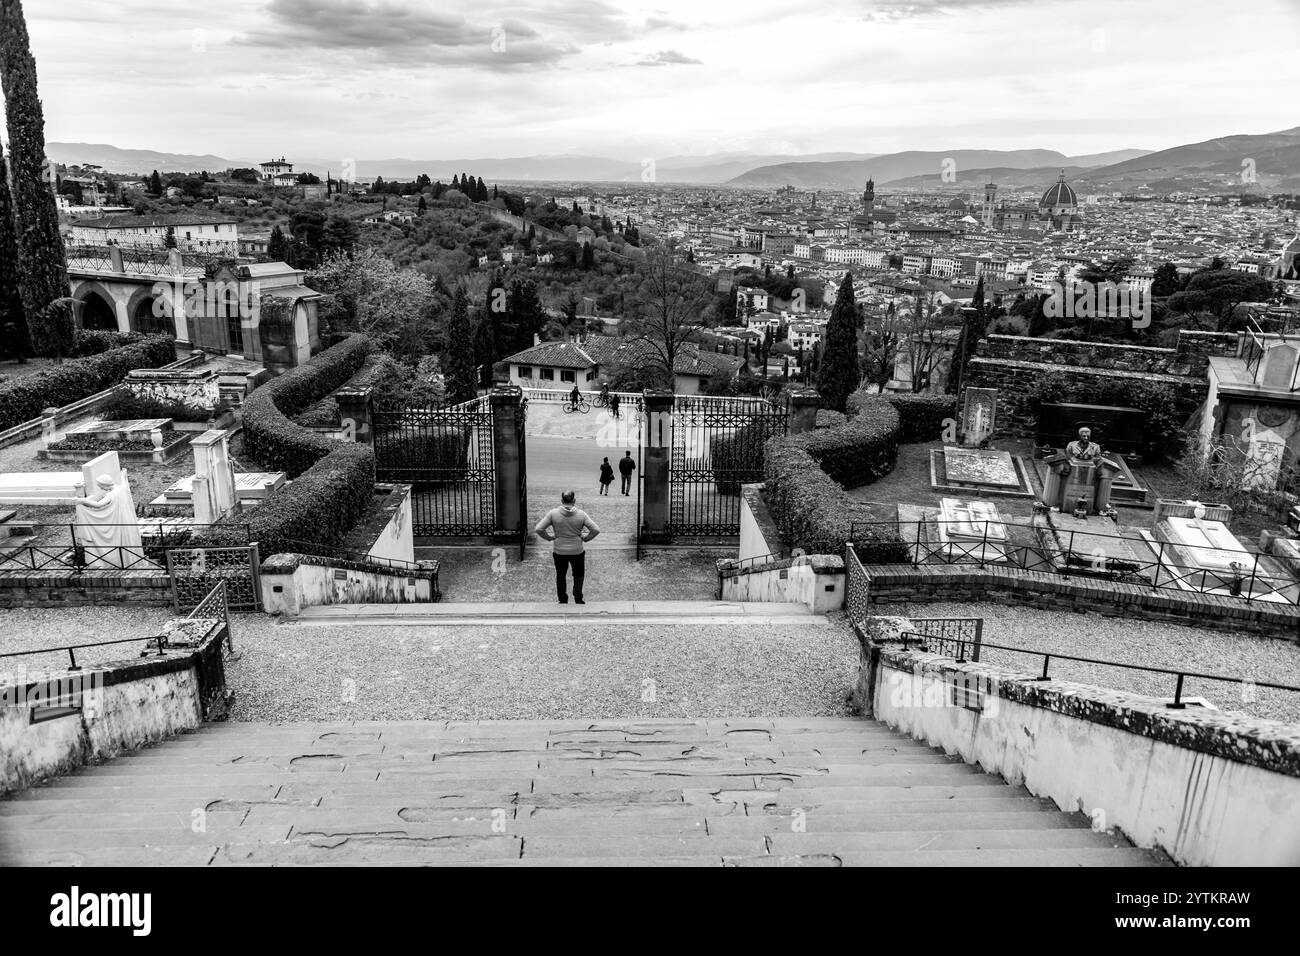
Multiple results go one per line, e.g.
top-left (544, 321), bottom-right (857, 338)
top-left (20, 0), bottom-right (1300, 163)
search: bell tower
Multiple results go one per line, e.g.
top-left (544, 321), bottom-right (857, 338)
top-left (982, 181), bottom-right (998, 230)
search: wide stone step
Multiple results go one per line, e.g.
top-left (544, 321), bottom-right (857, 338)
top-left (291, 601), bottom-right (822, 626)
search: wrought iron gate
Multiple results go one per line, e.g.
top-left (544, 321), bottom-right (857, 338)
top-left (166, 544), bottom-right (262, 612)
top-left (372, 403), bottom-right (497, 536)
top-left (667, 396), bottom-right (788, 536)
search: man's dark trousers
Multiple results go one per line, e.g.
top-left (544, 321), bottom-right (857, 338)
top-left (620, 475), bottom-right (631, 495)
top-left (554, 552), bottom-right (585, 602)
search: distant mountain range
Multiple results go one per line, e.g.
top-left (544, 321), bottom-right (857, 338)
top-left (43, 143), bottom-right (878, 184)
top-left (727, 149), bottom-right (1152, 189)
top-left (44, 128), bottom-right (1300, 193)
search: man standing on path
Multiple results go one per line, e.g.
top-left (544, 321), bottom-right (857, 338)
top-left (534, 490), bottom-right (600, 604)
top-left (618, 450), bottom-right (635, 496)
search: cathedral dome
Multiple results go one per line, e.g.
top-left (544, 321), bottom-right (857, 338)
top-left (1040, 170), bottom-right (1077, 209)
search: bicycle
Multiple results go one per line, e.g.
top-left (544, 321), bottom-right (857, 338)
top-left (593, 393), bottom-right (611, 408)
top-left (563, 398), bottom-right (591, 414)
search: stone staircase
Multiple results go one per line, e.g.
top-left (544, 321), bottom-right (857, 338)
top-left (0, 718), bottom-right (1169, 866)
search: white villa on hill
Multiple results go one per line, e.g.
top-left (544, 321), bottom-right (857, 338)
top-left (70, 213), bottom-right (240, 254)
top-left (501, 334), bottom-right (743, 395)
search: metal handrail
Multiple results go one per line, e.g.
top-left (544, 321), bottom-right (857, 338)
top-left (0, 581), bottom-right (232, 671)
top-left (896, 634), bottom-right (1300, 708)
top-left (273, 537), bottom-right (430, 573)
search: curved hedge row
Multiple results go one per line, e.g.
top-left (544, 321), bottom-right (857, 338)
top-left (761, 389), bottom-right (964, 561)
top-left (0, 334), bottom-right (176, 432)
top-left (848, 390), bottom-right (957, 445)
top-left (242, 333), bottom-right (371, 477)
top-left (220, 334), bottom-right (375, 559)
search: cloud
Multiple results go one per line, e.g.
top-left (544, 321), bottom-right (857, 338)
top-left (635, 49), bottom-right (702, 67)
top-left (855, 0), bottom-right (1037, 21)
top-left (233, 0), bottom-right (617, 69)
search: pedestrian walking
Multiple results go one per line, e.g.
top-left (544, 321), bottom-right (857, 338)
top-left (618, 450), bottom-right (635, 495)
top-left (609, 393), bottom-right (621, 419)
top-left (598, 457), bottom-right (614, 495)
top-left (534, 491), bottom-right (600, 604)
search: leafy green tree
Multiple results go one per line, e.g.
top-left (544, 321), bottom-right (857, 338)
top-left (472, 310), bottom-right (498, 387)
top-left (1168, 268), bottom-right (1274, 332)
top-left (1, 0), bottom-right (71, 357)
top-left (816, 271), bottom-right (861, 411)
top-left (1151, 262), bottom-right (1180, 297)
top-left (267, 225), bottom-right (290, 263)
top-left (321, 214), bottom-right (359, 257)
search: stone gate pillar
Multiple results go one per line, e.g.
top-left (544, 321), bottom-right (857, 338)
top-left (335, 385), bottom-right (373, 445)
top-left (491, 386), bottom-right (523, 539)
top-left (641, 388), bottom-right (674, 539)
top-left (191, 430), bottom-right (237, 524)
top-left (788, 387), bottom-right (821, 434)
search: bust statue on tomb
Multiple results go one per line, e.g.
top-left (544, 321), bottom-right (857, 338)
top-left (1065, 427), bottom-right (1103, 462)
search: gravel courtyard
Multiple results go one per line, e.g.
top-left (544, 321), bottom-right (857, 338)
top-left (3, 601), bottom-right (1298, 724)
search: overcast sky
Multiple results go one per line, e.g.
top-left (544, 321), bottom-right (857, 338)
top-left (24, 0), bottom-right (1300, 163)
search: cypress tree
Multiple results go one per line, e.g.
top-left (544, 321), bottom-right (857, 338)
top-left (815, 271), bottom-right (861, 412)
top-left (0, 147), bottom-right (29, 360)
top-left (1, 0), bottom-right (71, 357)
top-left (150, 169), bottom-right (163, 195)
top-left (443, 287), bottom-right (477, 404)
top-left (267, 225), bottom-right (289, 263)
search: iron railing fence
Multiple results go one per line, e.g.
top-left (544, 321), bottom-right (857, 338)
top-left (896, 634), bottom-right (1300, 710)
top-left (0, 581), bottom-right (232, 672)
top-left (847, 518), bottom-right (1300, 606)
top-left (0, 522), bottom-right (251, 573)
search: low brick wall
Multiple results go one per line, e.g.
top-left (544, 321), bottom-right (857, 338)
top-left (0, 570), bottom-right (172, 608)
top-left (859, 563), bottom-right (1300, 639)
top-left (853, 618), bottom-right (1300, 866)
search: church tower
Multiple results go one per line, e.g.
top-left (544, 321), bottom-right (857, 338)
top-left (982, 181), bottom-right (998, 230)
top-left (862, 178), bottom-right (875, 217)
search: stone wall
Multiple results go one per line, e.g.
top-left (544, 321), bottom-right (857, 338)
top-left (858, 631), bottom-right (1300, 866)
top-left (966, 332), bottom-right (1218, 439)
top-left (260, 553), bottom-right (439, 616)
top-left (859, 563), bottom-right (1300, 639)
top-left (717, 554), bottom-right (845, 613)
top-left (0, 630), bottom-right (227, 795)
top-left (342, 484), bottom-right (415, 566)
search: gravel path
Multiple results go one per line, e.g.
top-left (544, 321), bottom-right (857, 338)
top-left (0, 607), bottom-right (860, 721)
top-left (894, 601), bottom-right (1300, 725)
top-left (224, 617), bottom-right (859, 721)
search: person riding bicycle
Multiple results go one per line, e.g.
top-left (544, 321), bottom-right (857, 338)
top-left (569, 384), bottom-right (582, 407)
top-left (599, 382), bottom-right (610, 404)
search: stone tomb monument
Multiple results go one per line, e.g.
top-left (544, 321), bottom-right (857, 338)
top-left (934, 496), bottom-right (1008, 562)
top-left (72, 451), bottom-right (144, 568)
top-left (1041, 427), bottom-right (1126, 515)
top-left (1143, 503), bottom-right (1299, 603)
top-left (960, 387), bottom-right (998, 447)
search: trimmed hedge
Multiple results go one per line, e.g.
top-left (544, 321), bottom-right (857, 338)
top-left (709, 418), bottom-right (786, 495)
top-left (0, 335), bottom-right (176, 432)
top-left (848, 389), bottom-right (957, 445)
top-left (762, 396), bottom-right (908, 560)
top-left (218, 334), bottom-right (375, 559)
top-left (242, 333), bottom-right (371, 477)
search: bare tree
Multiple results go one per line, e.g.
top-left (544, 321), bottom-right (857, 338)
top-left (623, 246), bottom-right (714, 384)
